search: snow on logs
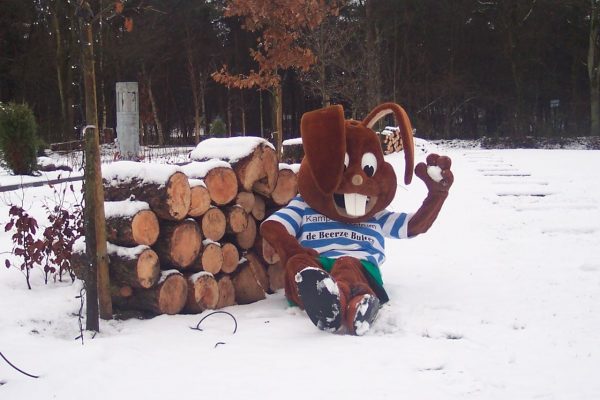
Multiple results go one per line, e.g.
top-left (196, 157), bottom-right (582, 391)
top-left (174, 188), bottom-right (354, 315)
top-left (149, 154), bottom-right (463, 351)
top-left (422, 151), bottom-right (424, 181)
top-left (72, 138), bottom-right (298, 317)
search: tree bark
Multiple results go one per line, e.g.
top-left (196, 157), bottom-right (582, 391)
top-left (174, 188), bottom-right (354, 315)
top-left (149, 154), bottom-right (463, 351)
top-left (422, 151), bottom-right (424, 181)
top-left (103, 171), bottom-right (191, 221)
top-left (232, 258), bottom-right (266, 304)
top-left (590, 1), bottom-right (600, 136)
top-left (108, 245), bottom-right (160, 289)
top-left (80, 9), bottom-right (112, 326)
top-left (127, 271), bottom-right (188, 315)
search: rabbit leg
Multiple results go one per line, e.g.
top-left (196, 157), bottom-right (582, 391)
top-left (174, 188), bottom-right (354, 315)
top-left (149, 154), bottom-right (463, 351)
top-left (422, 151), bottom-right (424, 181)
top-left (330, 257), bottom-right (380, 335)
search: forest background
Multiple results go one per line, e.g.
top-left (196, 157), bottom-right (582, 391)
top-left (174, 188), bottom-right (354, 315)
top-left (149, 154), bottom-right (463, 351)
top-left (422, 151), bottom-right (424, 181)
top-left (1, 0), bottom-right (598, 147)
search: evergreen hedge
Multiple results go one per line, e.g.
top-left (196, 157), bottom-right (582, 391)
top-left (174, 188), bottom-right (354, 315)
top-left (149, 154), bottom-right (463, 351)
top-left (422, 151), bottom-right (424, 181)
top-left (0, 102), bottom-right (39, 175)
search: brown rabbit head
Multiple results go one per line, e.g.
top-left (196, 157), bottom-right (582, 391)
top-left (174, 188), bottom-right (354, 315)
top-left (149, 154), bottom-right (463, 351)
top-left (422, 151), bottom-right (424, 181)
top-left (298, 103), bottom-right (415, 224)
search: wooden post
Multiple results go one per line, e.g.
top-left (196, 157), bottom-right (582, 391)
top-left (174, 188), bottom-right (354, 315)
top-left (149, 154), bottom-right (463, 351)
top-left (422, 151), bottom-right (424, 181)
top-left (80, 3), bottom-right (112, 329)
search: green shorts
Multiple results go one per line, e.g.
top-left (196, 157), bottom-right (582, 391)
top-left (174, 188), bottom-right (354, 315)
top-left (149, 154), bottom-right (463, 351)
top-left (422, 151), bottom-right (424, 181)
top-left (318, 257), bottom-right (389, 304)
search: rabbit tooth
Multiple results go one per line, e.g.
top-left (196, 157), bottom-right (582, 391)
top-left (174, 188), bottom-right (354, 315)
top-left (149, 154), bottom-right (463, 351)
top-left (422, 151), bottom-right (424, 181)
top-left (344, 193), bottom-right (368, 217)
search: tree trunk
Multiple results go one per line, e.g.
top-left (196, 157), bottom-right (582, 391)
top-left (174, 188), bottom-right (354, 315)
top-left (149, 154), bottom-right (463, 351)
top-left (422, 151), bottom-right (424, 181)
top-left (590, 1), bottom-right (600, 136)
top-left (146, 71), bottom-right (165, 145)
top-left (273, 83), bottom-right (284, 155)
top-left (80, 11), bottom-right (112, 326)
top-left (51, 11), bottom-right (67, 141)
top-left (365, 0), bottom-right (382, 111)
top-left (185, 28), bottom-right (202, 144)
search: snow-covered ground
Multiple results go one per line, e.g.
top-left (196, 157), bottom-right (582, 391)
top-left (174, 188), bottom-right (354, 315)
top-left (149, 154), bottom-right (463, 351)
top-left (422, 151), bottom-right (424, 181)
top-left (1, 144), bottom-right (599, 399)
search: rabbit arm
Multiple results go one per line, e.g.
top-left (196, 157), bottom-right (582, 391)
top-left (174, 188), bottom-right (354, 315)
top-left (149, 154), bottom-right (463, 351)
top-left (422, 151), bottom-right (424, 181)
top-left (260, 220), bottom-right (318, 266)
top-left (408, 154), bottom-right (453, 237)
top-left (407, 191), bottom-right (449, 237)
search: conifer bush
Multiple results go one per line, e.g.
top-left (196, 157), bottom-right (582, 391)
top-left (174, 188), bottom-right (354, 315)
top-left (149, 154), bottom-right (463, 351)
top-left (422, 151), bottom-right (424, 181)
top-left (209, 116), bottom-right (227, 137)
top-left (0, 102), bottom-right (39, 175)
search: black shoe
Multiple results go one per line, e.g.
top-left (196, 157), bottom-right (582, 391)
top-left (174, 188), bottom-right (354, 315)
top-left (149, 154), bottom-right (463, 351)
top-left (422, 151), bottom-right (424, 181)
top-left (351, 294), bottom-right (380, 336)
top-left (295, 267), bottom-right (342, 332)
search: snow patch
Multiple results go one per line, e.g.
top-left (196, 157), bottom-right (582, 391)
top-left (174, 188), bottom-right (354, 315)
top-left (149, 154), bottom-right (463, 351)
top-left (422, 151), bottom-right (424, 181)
top-left (354, 320), bottom-right (370, 336)
top-left (158, 269), bottom-right (181, 284)
top-left (282, 137), bottom-right (303, 146)
top-left (106, 243), bottom-right (149, 260)
top-left (180, 159), bottom-right (231, 178)
top-left (189, 271), bottom-right (214, 281)
top-left (102, 161), bottom-right (182, 187)
top-left (317, 277), bottom-right (339, 296)
top-left (104, 199), bottom-right (149, 218)
top-left (279, 163), bottom-right (301, 174)
top-left (427, 165), bottom-right (444, 182)
top-left (188, 178), bottom-right (206, 188)
top-left (189, 137), bottom-right (274, 162)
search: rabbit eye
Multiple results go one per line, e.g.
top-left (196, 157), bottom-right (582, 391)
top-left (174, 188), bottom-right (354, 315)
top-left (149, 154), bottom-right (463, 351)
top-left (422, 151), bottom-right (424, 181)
top-left (361, 152), bottom-right (377, 177)
top-left (344, 153), bottom-right (350, 170)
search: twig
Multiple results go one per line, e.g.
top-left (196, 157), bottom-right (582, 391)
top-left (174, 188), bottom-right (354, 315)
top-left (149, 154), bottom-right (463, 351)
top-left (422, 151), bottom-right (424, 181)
top-left (0, 351), bottom-right (39, 379)
top-left (190, 310), bottom-right (238, 347)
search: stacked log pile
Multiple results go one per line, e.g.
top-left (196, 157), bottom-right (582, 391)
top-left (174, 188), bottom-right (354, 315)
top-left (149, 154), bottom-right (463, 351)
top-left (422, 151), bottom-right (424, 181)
top-left (379, 126), bottom-right (404, 155)
top-left (73, 137), bottom-right (299, 317)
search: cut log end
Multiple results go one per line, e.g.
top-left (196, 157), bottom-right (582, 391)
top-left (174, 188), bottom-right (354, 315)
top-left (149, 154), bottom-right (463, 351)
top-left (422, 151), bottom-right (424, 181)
top-left (270, 168), bottom-right (298, 206)
top-left (166, 172), bottom-right (192, 220)
top-left (185, 273), bottom-right (219, 313)
top-left (226, 206), bottom-right (249, 234)
top-left (137, 248), bottom-right (160, 289)
top-left (156, 220), bottom-right (202, 269)
top-left (205, 167), bottom-right (238, 205)
top-left (216, 275), bottom-right (236, 309)
top-left (201, 207), bottom-right (226, 242)
top-left (235, 192), bottom-right (255, 213)
top-left (199, 242), bottom-right (223, 274)
top-left (235, 216), bottom-right (257, 250)
top-left (188, 185), bottom-right (211, 217)
top-left (221, 243), bottom-right (240, 274)
top-left (158, 273), bottom-right (188, 315)
top-left (131, 210), bottom-right (160, 246)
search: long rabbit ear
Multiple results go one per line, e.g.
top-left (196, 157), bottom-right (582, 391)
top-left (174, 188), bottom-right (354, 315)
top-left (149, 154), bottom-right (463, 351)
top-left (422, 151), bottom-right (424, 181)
top-left (363, 102), bottom-right (415, 185)
top-left (301, 104), bottom-right (346, 194)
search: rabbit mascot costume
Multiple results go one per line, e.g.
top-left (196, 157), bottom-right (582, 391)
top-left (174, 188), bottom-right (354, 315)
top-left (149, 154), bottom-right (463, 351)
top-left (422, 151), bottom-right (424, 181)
top-left (261, 103), bottom-right (453, 335)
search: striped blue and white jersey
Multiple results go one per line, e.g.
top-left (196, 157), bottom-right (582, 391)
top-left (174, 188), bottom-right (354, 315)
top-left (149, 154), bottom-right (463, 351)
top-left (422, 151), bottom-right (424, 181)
top-left (264, 195), bottom-right (412, 267)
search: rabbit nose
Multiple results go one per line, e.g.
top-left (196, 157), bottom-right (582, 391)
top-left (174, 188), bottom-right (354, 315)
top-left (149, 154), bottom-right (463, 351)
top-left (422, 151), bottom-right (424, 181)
top-left (352, 174), bottom-right (363, 186)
